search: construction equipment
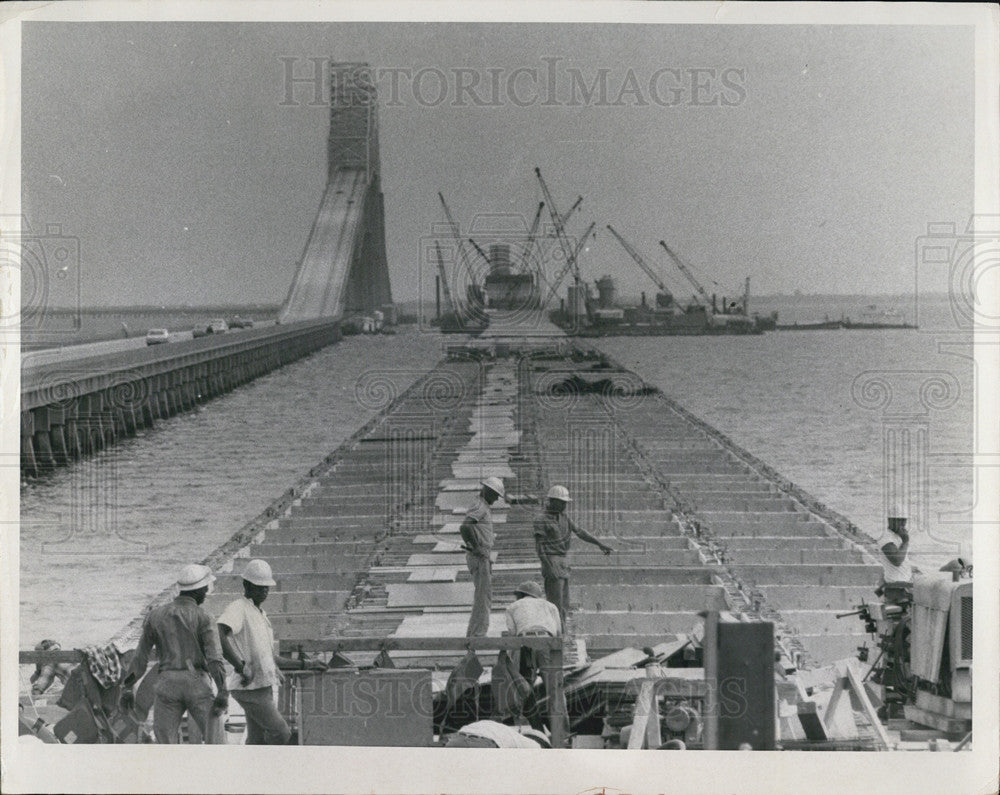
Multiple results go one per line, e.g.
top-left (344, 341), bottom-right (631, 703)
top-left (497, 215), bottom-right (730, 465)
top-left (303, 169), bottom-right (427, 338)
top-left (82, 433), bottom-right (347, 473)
top-left (840, 557), bottom-right (973, 736)
top-left (432, 241), bottom-right (467, 331)
top-left (658, 240), bottom-right (713, 308)
top-left (547, 222), bottom-right (596, 308)
top-left (535, 167), bottom-right (588, 306)
top-left (606, 225), bottom-right (675, 309)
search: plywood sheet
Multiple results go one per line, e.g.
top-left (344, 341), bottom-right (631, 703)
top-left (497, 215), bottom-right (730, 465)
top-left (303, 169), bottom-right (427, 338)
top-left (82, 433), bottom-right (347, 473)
top-left (406, 551), bottom-right (497, 566)
top-left (386, 582), bottom-right (475, 608)
top-left (407, 568), bottom-right (459, 582)
top-left (391, 612), bottom-right (507, 637)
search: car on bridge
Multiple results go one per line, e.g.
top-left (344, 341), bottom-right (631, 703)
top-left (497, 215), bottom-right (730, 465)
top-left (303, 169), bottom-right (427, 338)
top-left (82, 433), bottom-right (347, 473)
top-left (228, 315), bottom-right (254, 329)
top-left (145, 328), bottom-right (170, 346)
top-left (207, 319), bottom-right (228, 334)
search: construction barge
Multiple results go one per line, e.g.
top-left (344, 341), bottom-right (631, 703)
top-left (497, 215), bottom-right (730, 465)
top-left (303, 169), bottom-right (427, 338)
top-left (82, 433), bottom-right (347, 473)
top-left (19, 337), bottom-right (970, 751)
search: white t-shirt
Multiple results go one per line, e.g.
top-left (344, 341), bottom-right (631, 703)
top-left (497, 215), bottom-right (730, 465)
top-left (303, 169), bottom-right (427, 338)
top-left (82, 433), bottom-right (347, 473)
top-left (875, 530), bottom-right (913, 583)
top-left (505, 597), bottom-right (561, 637)
top-left (217, 597), bottom-right (281, 691)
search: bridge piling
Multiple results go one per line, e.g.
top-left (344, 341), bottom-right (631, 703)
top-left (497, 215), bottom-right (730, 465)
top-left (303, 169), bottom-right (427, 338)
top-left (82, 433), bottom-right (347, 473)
top-left (21, 320), bottom-right (343, 476)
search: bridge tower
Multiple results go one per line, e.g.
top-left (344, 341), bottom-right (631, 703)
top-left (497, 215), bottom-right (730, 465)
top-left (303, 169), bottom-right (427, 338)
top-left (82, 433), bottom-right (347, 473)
top-left (280, 62), bottom-right (393, 323)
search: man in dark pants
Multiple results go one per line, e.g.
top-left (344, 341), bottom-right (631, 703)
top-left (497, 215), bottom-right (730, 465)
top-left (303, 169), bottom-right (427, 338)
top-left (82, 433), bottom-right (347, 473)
top-left (460, 476), bottom-right (505, 637)
top-left (120, 564), bottom-right (228, 743)
top-left (217, 559), bottom-right (327, 744)
top-left (533, 485), bottom-right (614, 630)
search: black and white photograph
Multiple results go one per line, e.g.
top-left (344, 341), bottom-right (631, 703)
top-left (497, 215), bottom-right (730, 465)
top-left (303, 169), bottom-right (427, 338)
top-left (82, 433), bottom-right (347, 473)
top-left (2, 2), bottom-right (998, 793)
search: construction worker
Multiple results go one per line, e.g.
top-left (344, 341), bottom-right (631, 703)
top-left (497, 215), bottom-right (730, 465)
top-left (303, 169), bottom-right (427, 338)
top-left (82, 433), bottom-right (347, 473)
top-left (533, 485), bottom-right (614, 630)
top-left (460, 476), bottom-right (505, 637)
top-left (504, 581), bottom-right (564, 731)
top-left (504, 580), bottom-right (561, 676)
top-left (217, 559), bottom-right (327, 744)
top-left (876, 517), bottom-right (916, 605)
top-left (119, 563), bottom-right (228, 743)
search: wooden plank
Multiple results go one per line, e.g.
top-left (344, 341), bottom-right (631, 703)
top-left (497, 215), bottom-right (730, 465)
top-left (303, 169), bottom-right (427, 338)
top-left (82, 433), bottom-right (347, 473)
top-left (845, 663), bottom-right (892, 750)
top-left (386, 582), bottom-right (474, 608)
top-left (407, 568), bottom-right (458, 582)
top-left (278, 635), bottom-right (562, 654)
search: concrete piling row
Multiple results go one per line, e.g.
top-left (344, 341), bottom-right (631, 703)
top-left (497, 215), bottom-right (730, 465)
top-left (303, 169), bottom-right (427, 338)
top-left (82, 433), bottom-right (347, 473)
top-left (20, 321), bottom-right (341, 477)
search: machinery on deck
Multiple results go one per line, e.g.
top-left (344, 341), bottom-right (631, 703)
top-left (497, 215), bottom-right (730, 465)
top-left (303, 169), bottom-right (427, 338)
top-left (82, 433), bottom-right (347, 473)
top-left (839, 557), bottom-right (972, 736)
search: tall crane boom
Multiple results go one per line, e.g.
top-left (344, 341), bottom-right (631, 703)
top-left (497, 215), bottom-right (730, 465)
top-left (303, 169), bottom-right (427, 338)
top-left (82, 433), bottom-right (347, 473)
top-left (544, 221), bottom-right (596, 306)
top-left (606, 225), bottom-right (669, 294)
top-left (659, 240), bottom-right (713, 307)
top-left (437, 192), bottom-right (477, 282)
top-left (534, 167), bottom-right (585, 304)
top-left (433, 241), bottom-right (460, 319)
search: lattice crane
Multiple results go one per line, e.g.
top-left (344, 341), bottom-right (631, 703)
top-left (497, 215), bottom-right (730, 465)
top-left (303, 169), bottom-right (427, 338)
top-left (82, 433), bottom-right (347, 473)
top-left (659, 240), bottom-right (713, 308)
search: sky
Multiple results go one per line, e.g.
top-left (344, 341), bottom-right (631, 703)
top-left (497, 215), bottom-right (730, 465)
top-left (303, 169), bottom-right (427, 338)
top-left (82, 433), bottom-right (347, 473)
top-left (21, 21), bottom-right (974, 306)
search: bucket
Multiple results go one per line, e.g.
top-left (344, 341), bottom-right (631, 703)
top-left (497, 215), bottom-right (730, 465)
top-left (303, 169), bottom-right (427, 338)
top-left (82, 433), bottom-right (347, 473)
top-left (224, 718), bottom-right (246, 745)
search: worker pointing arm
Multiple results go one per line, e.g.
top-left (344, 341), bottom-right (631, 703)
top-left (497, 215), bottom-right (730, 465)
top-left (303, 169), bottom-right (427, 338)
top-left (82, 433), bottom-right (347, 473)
top-left (567, 514), bottom-right (615, 556)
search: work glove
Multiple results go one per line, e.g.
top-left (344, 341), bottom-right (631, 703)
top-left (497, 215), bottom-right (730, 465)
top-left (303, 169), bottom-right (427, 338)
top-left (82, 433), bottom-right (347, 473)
top-left (211, 691), bottom-right (229, 718)
top-left (119, 688), bottom-right (135, 715)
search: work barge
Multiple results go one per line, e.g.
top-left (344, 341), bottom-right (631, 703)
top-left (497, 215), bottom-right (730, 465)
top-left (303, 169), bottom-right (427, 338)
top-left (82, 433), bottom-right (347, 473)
top-left (25, 331), bottom-right (953, 751)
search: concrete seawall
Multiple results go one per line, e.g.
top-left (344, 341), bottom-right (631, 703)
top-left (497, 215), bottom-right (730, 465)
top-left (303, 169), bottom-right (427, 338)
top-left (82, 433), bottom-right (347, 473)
top-left (20, 319), bottom-right (341, 476)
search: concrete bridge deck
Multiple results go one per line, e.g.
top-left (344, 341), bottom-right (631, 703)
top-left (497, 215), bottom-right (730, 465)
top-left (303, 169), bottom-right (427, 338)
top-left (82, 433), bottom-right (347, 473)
top-left (187, 342), bottom-right (887, 671)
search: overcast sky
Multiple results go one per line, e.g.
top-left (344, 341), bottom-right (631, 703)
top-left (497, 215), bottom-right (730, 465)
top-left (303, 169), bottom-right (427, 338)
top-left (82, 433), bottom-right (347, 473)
top-left (22, 21), bottom-right (973, 306)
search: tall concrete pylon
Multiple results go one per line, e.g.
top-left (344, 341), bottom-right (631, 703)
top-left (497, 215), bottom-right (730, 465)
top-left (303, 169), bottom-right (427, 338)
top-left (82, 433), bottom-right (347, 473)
top-left (280, 63), bottom-right (393, 323)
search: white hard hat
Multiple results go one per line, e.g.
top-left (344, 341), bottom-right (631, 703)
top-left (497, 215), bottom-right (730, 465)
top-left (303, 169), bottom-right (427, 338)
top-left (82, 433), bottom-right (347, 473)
top-left (243, 559), bottom-right (276, 587)
top-left (547, 485), bottom-right (572, 503)
top-left (481, 476), bottom-right (505, 498)
top-left (177, 563), bottom-right (215, 591)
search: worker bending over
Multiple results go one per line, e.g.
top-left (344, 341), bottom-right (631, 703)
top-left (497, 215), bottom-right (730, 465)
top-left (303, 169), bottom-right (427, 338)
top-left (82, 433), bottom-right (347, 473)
top-left (533, 485), bottom-right (614, 630)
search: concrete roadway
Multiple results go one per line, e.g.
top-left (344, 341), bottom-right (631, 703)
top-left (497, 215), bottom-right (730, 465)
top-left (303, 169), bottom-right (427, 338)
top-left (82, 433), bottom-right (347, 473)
top-left (22, 320), bottom-right (285, 381)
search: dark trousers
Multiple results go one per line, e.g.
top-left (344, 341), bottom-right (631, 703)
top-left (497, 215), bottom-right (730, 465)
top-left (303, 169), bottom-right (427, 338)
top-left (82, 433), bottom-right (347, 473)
top-left (542, 573), bottom-right (570, 631)
top-left (152, 670), bottom-right (214, 744)
top-left (466, 553), bottom-right (492, 637)
top-left (232, 686), bottom-right (291, 745)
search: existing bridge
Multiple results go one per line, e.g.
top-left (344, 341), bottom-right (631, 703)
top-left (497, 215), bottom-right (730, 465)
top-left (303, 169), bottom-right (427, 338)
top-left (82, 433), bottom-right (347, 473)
top-left (21, 63), bottom-right (393, 475)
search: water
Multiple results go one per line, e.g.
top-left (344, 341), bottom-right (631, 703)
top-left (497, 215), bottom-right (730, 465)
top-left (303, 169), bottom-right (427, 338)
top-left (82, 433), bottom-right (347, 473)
top-left (19, 328), bottom-right (446, 647)
top-left (19, 302), bottom-right (976, 648)
top-left (593, 326), bottom-right (974, 571)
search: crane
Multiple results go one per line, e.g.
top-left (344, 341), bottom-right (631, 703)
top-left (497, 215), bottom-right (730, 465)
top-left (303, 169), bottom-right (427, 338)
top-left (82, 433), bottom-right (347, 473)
top-left (542, 221), bottom-right (596, 307)
top-left (437, 192), bottom-right (478, 284)
top-left (659, 240), bottom-right (713, 308)
top-left (432, 240), bottom-right (462, 326)
top-left (534, 168), bottom-right (585, 305)
top-left (606, 225), bottom-right (675, 308)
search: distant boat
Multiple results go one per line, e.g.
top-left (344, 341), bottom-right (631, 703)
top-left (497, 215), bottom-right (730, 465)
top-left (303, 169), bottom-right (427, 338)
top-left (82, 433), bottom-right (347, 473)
top-left (843, 305), bottom-right (916, 330)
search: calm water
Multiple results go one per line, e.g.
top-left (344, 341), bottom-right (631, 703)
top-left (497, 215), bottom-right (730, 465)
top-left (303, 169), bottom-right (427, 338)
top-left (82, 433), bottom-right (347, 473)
top-left (19, 328), bottom-right (446, 647)
top-left (19, 299), bottom-right (976, 647)
top-left (594, 326), bottom-right (974, 570)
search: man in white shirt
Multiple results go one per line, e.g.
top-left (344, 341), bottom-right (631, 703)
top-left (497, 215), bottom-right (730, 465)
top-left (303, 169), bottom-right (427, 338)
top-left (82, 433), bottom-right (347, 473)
top-left (503, 581), bottom-right (564, 734)
top-left (217, 559), bottom-right (326, 744)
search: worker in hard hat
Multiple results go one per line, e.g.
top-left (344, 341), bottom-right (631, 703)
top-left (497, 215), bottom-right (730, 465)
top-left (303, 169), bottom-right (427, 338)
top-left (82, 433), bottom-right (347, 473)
top-left (533, 485), bottom-right (614, 630)
top-left (119, 563), bottom-right (228, 743)
top-left (460, 476), bottom-right (505, 637)
top-left (217, 559), bottom-right (327, 744)
top-left (504, 581), bottom-right (564, 731)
